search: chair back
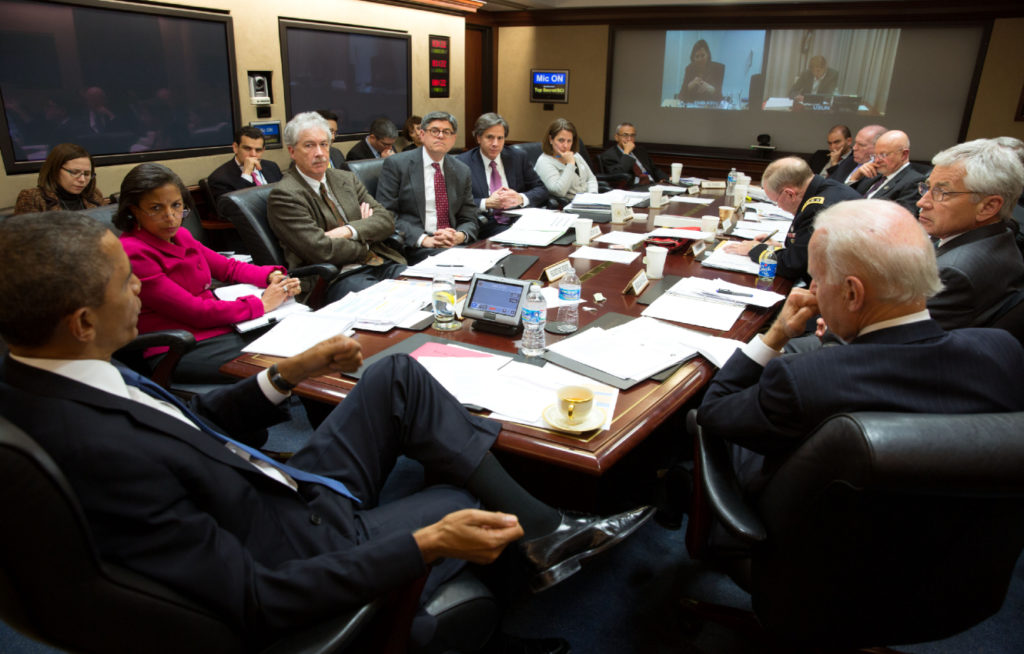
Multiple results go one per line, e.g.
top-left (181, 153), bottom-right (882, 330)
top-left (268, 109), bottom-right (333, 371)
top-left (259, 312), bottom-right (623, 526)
top-left (750, 411), bottom-right (1024, 646)
top-left (81, 203), bottom-right (120, 234)
top-left (508, 142), bottom-right (543, 168)
top-left (218, 184), bottom-right (282, 267)
top-left (346, 158), bottom-right (385, 197)
top-left (989, 289), bottom-right (1024, 346)
top-left (0, 414), bottom-right (243, 653)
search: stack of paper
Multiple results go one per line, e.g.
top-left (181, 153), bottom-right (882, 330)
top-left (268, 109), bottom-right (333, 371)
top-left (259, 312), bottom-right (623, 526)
top-left (700, 246), bottom-right (762, 275)
top-left (646, 227), bottom-right (714, 240)
top-left (566, 189), bottom-right (649, 211)
top-left (402, 247), bottom-right (512, 280)
top-left (668, 195), bottom-right (714, 206)
top-left (243, 313), bottom-right (355, 358)
top-left (569, 246), bottom-right (640, 264)
top-left (214, 283), bottom-right (311, 332)
top-left (665, 277), bottom-right (785, 308)
top-left (746, 202), bottom-right (793, 221)
top-left (593, 231), bottom-right (648, 248)
top-left (640, 293), bottom-right (746, 331)
top-left (488, 209), bottom-right (577, 246)
top-left (318, 279), bottom-right (433, 331)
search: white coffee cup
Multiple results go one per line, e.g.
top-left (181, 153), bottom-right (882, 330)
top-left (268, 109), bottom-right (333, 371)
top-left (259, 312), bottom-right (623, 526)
top-left (574, 218), bottom-right (593, 244)
top-left (670, 163), bottom-right (683, 184)
top-left (646, 245), bottom-right (668, 279)
top-left (734, 184), bottom-right (748, 207)
top-left (610, 202), bottom-right (629, 223)
top-left (650, 186), bottom-right (664, 207)
top-left (701, 215), bottom-right (719, 241)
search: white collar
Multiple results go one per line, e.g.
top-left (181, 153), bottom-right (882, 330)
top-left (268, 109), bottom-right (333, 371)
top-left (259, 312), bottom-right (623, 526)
top-left (296, 167), bottom-right (326, 191)
top-left (10, 354), bottom-right (133, 401)
top-left (857, 309), bottom-right (931, 338)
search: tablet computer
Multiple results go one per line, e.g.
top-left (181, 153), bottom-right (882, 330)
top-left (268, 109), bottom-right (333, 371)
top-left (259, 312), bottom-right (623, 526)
top-left (462, 274), bottom-right (533, 332)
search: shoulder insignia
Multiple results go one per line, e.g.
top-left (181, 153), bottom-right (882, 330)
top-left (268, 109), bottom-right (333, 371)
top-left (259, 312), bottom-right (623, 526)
top-left (801, 196), bottom-right (825, 212)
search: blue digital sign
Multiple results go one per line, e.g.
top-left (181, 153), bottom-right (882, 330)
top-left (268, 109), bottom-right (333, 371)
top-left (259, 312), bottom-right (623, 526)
top-left (530, 69), bottom-right (569, 104)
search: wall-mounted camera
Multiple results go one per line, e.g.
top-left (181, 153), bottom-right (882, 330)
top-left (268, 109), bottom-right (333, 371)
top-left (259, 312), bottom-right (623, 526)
top-left (247, 71), bottom-right (272, 106)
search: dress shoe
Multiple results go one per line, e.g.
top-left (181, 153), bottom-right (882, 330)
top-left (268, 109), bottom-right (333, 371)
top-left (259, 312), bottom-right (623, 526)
top-left (520, 506), bottom-right (654, 592)
top-left (481, 633), bottom-right (571, 654)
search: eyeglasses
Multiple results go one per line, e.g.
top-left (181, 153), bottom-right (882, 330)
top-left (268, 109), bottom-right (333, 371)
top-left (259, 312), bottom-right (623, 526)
top-left (138, 202), bottom-right (189, 219)
top-left (917, 182), bottom-right (978, 203)
top-left (425, 128), bottom-right (455, 138)
top-left (873, 150), bottom-right (902, 160)
top-left (62, 168), bottom-right (92, 180)
top-left (618, 133), bottom-right (637, 140)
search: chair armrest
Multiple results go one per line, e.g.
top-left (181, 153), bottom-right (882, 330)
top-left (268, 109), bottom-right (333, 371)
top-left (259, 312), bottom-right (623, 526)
top-left (289, 264), bottom-right (340, 282)
top-left (113, 330), bottom-right (196, 389)
top-left (690, 411), bottom-right (767, 544)
top-left (259, 600), bottom-right (385, 654)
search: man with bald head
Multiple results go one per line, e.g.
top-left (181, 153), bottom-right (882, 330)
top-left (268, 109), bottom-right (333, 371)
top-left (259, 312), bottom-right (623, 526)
top-left (724, 156), bottom-right (860, 283)
top-left (700, 199), bottom-right (1024, 493)
top-left (851, 129), bottom-right (926, 213)
top-left (843, 124), bottom-right (887, 185)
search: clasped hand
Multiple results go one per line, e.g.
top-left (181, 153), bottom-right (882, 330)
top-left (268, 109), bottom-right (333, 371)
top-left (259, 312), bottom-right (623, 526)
top-left (486, 187), bottom-right (522, 210)
top-left (414, 509), bottom-right (524, 565)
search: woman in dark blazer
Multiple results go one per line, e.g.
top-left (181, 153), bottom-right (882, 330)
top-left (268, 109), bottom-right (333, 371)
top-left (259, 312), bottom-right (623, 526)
top-left (676, 39), bottom-right (725, 103)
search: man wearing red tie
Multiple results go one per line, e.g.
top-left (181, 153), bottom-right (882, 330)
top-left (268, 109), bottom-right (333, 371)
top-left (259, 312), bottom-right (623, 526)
top-left (207, 126), bottom-right (283, 201)
top-left (598, 122), bottom-right (669, 189)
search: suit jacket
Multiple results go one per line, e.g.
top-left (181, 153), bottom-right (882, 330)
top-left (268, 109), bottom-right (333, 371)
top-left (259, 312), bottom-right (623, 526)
top-left (930, 221), bottom-right (1024, 329)
top-left (748, 175), bottom-right (862, 283)
top-left (329, 146), bottom-right (346, 169)
top-left (207, 157), bottom-right (283, 201)
top-left (789, 67), bottom-right (840, 98)
top-left (598, 145), bottom-right (668, 185)
top-left (677, 61), bottom-right (726, 102)
top-left (854, 165), bottom-right (927, 214)
top-left (697, 320), bottom-right (1024, 489)
top-left (825, 151), bottom-right (857, 181)
top-left (120, 226), bottom-right (284, 345)
top-left (456, 146), bottom-right (549, 211)
top-left (345, 138), bottom-right (381, 162)
top-left (376, 148), bottom-right (480, 248)
top-left (0, 356), bottom-right (427, 641)
top-left (267, 168), bottom-right (404, 288)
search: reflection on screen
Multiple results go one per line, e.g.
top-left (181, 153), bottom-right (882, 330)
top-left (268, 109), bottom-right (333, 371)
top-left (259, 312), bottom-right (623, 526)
top-left (468, 280), bottom-right (522, 317)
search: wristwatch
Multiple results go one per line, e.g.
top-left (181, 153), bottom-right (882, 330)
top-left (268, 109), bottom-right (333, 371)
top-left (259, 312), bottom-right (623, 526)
top-left (267, 364), bottom-right (297, 393)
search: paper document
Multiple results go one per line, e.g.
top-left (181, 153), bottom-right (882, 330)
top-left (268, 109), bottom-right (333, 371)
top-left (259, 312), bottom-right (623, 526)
top-left (647, 227), bottom-right (713, 240)
top-left (701, 245), bottom-right (761, 276)
top-left (593, 231), bottom-right (647, 247)
top-left (487, 361), bottom-right (618, 430)
top-left (403, 248), bottom-right (512, 280)
top-left (641, 293), bottom-right (745, 331)
top-left (567, 189), bottom-right (649, 210)
top-left (213, 283), bottom-right (311, 332)
top-left (242, 313), bottom-right (355, 358)
top-left (569, 246), bottom-right (640, 264)
top-left (668, 195), bottom-right (714, 205)
top-left (746, 202), bottom-right (793, 221)
top-left (488, 210), bottom-right (575, 246)
top-left (318, 279), bottom-right (433, 331)
top-left (666, 276), bottom-right (785, 309)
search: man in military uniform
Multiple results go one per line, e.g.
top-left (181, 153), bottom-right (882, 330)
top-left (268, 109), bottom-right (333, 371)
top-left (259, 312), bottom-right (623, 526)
top-left (724, 157), bottom-right (862, 283)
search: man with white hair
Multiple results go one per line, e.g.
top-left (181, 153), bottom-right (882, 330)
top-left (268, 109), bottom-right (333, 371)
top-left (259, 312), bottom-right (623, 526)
top-left (852, 129), bottom-right (926, 213)
top-left (699, 199), bottom-right (1024, 493)
top-left (268, 111), bottom-right (406, 303)
top-left (917, 138), bottom-right (1024, 328)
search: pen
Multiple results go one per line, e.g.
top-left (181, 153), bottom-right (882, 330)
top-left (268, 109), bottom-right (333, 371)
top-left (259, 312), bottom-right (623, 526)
top-left (759, 229), bottom-right (779, 244)
top-left (717, 288), bottom-right (753, 297)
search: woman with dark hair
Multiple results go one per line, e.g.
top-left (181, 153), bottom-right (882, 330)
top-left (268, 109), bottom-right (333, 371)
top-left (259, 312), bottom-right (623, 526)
top-left (394, 115), bottom-right (423, 152)
top-left (533, 118), bottom-right (597, 202)
top-left (676, 39), bottom-right (725, 103)
top-left (116, 162), bottom-right (299, 382)
top-left (14, 143), bottom-right (109, 214)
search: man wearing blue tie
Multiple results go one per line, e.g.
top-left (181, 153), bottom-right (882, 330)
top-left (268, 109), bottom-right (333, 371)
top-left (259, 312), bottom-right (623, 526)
top-left (0, 211), bottom-right (651, 652)
top-left (206, 126), bottom-right (283, 201)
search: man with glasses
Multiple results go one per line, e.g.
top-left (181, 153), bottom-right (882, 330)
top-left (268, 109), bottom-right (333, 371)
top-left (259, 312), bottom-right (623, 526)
top-left (268, 112), bottom-right (405, 303)
top-left (843, 124), bottom-right (887, 185)
top-left (598, 122), bottom-right (668, 188)
top-left (377, 111), bottom-right (479, 263)
top-left (346, 117), bottom-right (398, 161)
top-left (207, 126), bottom-right (283, 201)
top-left (917, 138), bottom-right (1024, 328)
top-left (851, 129), bottom-right (926, 213)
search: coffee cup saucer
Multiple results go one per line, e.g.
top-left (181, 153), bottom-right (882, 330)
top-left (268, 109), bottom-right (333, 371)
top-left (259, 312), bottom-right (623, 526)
top-left (542, 405), bottom-right (606, 434)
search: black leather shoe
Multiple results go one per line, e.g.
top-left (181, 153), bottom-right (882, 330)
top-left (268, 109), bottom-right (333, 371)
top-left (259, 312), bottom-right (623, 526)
top-left (520, 506), bottom-right (655, 592)
top-left (482, 633), bottom-right (571, 654)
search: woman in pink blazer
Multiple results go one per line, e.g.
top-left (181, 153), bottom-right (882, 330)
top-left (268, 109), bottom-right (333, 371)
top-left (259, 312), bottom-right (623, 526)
top-left (116, 163), bottom-right (299, 382)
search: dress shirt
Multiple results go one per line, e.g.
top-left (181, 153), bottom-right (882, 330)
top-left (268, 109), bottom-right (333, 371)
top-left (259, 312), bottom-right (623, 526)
top-left (418, 148), bottom-right (445, 246)
top-left (295, 167), bottom-right (359, 240)
top-left (238, 158), bottom-right (268, 186)
top-left (478, 151), bottom-right (529, 211)
top-left (9, 355), bottom-right (297, 489)
top-left (364, 136), bottom-right (383, 158)
top-left (617, 145), bottom-right (650, 185)
top-left (865, 162), bottom-right (911, 198)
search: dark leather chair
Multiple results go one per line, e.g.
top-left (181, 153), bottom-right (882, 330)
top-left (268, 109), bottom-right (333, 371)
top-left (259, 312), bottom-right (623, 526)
top-left (579, 139), bottom-right (630, 191)
top-left (346, 158), bottom-right (385, 197)
top-left (989, 288), bottom-right (1024, 347)
top-left (684, 409), bottom-right (1024, 649)
top-left (0, 414), bottom-right (499, 654)
top-left (218, 184), bottom-right (338, 307)
top-left (199, 177), bottom-right (219, 217)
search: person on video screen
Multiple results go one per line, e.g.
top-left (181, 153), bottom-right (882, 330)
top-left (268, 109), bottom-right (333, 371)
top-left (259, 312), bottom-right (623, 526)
top-left (789, 55), bottom-right (839, 102)
top-left (676, 39), bottom-right (725, 103)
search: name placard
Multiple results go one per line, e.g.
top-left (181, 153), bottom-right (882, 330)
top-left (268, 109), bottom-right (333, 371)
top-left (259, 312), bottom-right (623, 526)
top-left (624, 270), bottom-right (650, 296)
top-left (543, 258), bottom-right (574, 282)
top-left (701, 180), bottom-right (726, 189)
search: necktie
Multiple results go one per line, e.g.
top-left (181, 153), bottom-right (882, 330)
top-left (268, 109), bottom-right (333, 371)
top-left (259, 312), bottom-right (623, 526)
top-left (631, 158), bottom-right (651, 185)
top-left (489, 160), bottom-right (510, 225)
top-left (432, 163), bottom-right (451, 231)
top-left (118, 366), bottom-right (360, 503)
top-left (319, 183), bottom-right (347, 227)
top-left (865, 176), bottom-right (886, 196)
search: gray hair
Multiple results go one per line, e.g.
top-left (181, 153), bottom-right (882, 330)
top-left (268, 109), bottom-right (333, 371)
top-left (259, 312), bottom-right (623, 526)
top-left (369, 117), bottom-right (398, 140)
top-left (931, 139), bottom-right (1024, 220)
top-left (813, 199), bottom-right (943, 304)
top-left (420, 111), bottom-right (458, 133)
top-left (992, 136), bottom-right (1024, 167)
top-left (615, 122), bottom-right (636, 134)
top-left (472, 112), bottom-right (508, 139)
top-left (0, 212), bottom-right (113, 348)
top-left (284, 112), bottom-right (331, 148)
top-left (761, 157), bottom-right (813, 194)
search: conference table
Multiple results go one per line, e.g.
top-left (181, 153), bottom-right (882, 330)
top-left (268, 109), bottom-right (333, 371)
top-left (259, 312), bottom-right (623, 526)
top-left (223, 189), bottom-right (792, 496)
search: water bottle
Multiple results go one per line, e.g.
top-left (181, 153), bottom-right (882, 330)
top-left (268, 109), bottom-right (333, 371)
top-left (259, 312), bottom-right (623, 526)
top-left (555, 269), bottom-right (581, 333)
top-left (758, 247), bottom-right (778, 282)
top-left (521, 283), bottom-right (547, 357)
top-left (725, 167), bottom-right (737, 198)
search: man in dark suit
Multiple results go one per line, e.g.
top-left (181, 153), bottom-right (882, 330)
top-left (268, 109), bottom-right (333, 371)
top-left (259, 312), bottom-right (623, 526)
top-left (852, 130), bottom-right (926, 214)
top-left (456, 112), bottom-right (549, 239)
top-left (723, 157), bottom-right (861, 284)
top-left (598, 122), bottom-right (668, 188)
top-left (268, 112), bottom-right (405, 302)
top-left (789, 55), bottom-right (839, 101)
top-left (315, 109), bottom-right (347, 169)
top-left (377, 111), bottom-right (480, 263)
top-left (699, 199), bottom-right (1024, 494)
top-left (0, 211), bottom-right (652, 652)
top-left (207, 126), bottom-right (283, 201)
top-left (917, 138), bottom-right (1024, 329)
top-left (841, 124), bottom-right (887, 185)
top-left (821, 124), bottom-right (854, 178)
top-left (346, 117), bottom-right (398, 162)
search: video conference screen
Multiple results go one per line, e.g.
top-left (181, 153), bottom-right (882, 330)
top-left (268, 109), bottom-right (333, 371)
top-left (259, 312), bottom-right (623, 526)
top-left (280, 20), bottom-right (410, 139)
top-left (0, 0), bottom-right (239, 174)
top-left (612, 25), bottom-right (984, 157)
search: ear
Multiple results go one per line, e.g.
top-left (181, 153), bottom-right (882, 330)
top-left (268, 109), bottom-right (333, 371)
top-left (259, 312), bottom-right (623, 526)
top-left (65, 307), bottom-right (97, 345)
top-left (843, 275), bottom-right (866, 312)
top-left (976, 194), bottom-right (1004, 223)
